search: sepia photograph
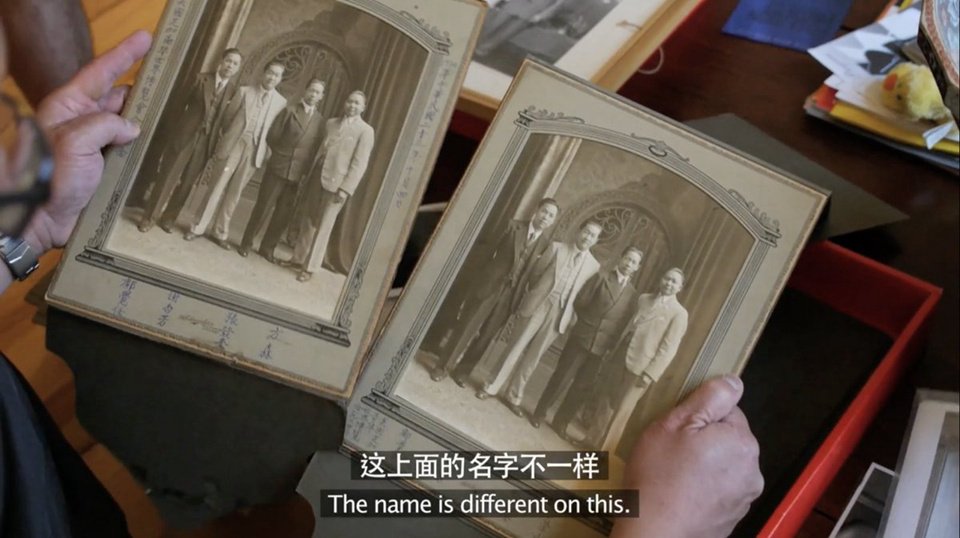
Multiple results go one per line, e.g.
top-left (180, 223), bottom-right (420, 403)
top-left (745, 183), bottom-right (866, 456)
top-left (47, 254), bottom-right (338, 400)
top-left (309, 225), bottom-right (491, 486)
top-left (473, 0), bottom-right (621, 76)
top-left (47, 0), bottom-right (484, 397)
top-left (345, 63), bottom-right (825, 536)
top-left (396, 133), bottom-right (755, 470)
top-left (107, 0), bottom-right (428, 321)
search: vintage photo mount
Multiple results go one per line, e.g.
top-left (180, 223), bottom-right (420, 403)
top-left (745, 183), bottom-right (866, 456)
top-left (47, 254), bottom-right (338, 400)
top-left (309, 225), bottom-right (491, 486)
top-left (74, 0), bottom-right (454, 346)
top-left (345, 61), bottom-right (827, 536)
top-left (46, 0), bottom-right (485, 397)
top-left (362, 105), bottom-right (781, 450)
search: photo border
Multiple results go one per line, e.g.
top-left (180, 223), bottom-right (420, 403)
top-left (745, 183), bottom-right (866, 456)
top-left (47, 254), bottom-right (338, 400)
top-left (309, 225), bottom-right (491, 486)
top-left (75, 0), bottom-right (454, 346)
top-left (361, 105), bottom-right (781, 461)
top-left (342, 60), bottom-right (826, 537)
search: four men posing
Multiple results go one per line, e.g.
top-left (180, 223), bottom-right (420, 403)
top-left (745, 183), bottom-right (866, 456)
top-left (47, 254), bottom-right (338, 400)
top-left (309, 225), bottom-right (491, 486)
top-left (146, 49), bottom-right (687, 449)
top-left (437, 198), bottom-right (690, 450)
top-left (138, 50), bottom-right (375, 281)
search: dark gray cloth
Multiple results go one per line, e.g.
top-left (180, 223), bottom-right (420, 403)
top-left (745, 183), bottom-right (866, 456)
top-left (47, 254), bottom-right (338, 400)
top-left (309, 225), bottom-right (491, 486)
top-left (0, 354), bottom-right (129, 538)
top-left (46, 307), bottom-right (344, 529)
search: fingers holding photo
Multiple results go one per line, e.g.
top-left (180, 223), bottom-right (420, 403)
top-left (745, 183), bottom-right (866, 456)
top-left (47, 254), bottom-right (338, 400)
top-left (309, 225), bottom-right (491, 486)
top-left (38, 31), bottom-right (151, 129)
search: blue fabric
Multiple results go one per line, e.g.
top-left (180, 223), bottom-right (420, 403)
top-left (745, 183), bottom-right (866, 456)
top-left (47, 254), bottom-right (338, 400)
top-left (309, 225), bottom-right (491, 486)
top-left (722, 0), bottom-right (856, 51)
top-left (0, 354), bottom-right (129, 538)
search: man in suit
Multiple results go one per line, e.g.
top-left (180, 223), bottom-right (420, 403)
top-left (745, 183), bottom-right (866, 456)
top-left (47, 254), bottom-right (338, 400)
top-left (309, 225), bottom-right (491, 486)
top-left (553, 0), bottom-right (620, 39)
top-left (289, 90), bottom-right (375, 282)
top-left (530, 246), bottom-right (642, 431)
top-left (238, 78), bottom-right (326, 260)
top-left (590, 267), bottom-right (689, 450)
top-left (478, 220), bottom-right (603, 416)
top-left (184, 60), bottom-right (287, 248)
top-left (434, 198), bottom-right (560, 383)
top-left (474, 0), bottom-right (569, 57)
top-left (137, 48), bottom-right (241, 233)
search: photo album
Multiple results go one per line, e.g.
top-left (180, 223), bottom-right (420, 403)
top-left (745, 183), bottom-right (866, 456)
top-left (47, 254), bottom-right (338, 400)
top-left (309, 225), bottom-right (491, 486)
top-left (46, 1), bottom-right (829, 536)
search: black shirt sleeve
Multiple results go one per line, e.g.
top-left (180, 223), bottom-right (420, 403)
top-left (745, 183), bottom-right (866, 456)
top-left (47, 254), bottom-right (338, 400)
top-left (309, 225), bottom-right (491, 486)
top-left (0, 353), bottom-right (129, 538)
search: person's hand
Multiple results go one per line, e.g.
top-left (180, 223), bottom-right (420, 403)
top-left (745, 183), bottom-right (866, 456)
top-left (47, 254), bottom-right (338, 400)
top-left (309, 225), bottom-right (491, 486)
top-left (22, 31), bottom-right (151, 254)
top-left (336, 189), bottom-right (348, 203)
top-left (612, 375), bottom-right (763, 538)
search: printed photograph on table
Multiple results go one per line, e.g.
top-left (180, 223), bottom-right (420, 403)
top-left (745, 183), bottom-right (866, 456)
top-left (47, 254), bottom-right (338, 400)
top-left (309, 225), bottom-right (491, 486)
top-left (346, 62), bottom-right (826, 537)
top-left (474, 0), bottom-right (622, 75)
top-left (462, 0), bottom-right (704, 116)
top-left (45, 0), bottom-right (485, 397)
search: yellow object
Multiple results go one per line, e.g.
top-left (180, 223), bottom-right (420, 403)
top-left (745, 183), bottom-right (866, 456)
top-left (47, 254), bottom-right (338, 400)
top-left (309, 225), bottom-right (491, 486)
top-left (880, 62), bottom-right (953, 122)
top-left (831, 100), bottom-right (960, 155)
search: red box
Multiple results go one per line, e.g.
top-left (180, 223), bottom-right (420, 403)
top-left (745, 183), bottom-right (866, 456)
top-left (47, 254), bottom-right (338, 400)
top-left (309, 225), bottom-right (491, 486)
top-left (760, 240), bottom-right (942, 537)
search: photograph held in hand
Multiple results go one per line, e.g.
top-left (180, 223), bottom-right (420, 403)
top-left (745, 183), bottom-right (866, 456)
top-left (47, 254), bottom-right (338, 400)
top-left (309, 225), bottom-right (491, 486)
top-left (46, 0), bottom-right (485, 397)
top-left (346, 61), bottom-right (825, 538)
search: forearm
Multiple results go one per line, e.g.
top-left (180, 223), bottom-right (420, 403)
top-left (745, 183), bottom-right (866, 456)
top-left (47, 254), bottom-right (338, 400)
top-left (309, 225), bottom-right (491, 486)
top-left (1, 0), bottom-right (93, 106)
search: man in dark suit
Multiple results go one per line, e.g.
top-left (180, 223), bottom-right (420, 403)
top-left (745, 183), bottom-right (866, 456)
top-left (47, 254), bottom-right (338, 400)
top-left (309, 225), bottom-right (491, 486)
top-left (553, 0), bottom-right (620, 39)
top-left (535, 246), bottom-right (642, 433)
top-left (433, 198), bottom-right (559, 382)
top-left (590, 267), bottom-right (689, 451)
top-left (238, 78), bottom-right (326, 260)
top-left (137, 48), bottom-right (242, 233)
top-left (289, 90), bottom-right (375, 281)
top-left (478, 220), bottom-right (602, 415)
top-left (475, 0), bottom-right (568, 57)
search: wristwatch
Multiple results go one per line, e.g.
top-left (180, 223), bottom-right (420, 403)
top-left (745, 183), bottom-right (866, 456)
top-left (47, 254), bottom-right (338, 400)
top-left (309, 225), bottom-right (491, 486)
top-left (0, 235), bottom-right (40, 281)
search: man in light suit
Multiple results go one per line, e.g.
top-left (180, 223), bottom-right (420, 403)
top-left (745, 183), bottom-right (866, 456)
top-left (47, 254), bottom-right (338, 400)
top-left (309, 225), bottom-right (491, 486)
top-left (478, 220), bottom-right (602, 417)
top-left (590, 267), bottom-right (689, 450)
top-left (436, 198), bottom-right (559, 383)
top-left (137, 48), bottom-right (241, 233)
top-left (530, 246), bottom-right (642, 432)
top-left (475, 0), bottom-right (568, 57)
top-left (238, 78), bottom-right (326, 260)
top-left (184, 60), bottom-right (287, 249)
top-left (290, 90), bottom-right (375, 282)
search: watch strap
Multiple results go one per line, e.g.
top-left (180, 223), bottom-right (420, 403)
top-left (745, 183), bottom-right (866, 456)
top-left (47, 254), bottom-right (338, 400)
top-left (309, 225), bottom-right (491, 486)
top-left (0, 235), bottom-right (40, 281)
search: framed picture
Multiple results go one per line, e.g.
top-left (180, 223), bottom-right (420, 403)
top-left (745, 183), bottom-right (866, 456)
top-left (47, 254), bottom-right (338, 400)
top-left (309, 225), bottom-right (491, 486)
top-left (830, 463), bottom-right (896, 538)
top-left (345, 61), bottom-right (827, 537)
top-left (46, 0), bottom-right (485, 398)
top-left (459, 0), bottom-right (704, 119)
top-left (880, 391), bottom-right (959, 538)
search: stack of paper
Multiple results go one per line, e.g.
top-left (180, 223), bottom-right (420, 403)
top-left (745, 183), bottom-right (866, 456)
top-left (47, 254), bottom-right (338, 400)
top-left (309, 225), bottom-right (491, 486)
top-left (805, 2), bottom-right (960, 170)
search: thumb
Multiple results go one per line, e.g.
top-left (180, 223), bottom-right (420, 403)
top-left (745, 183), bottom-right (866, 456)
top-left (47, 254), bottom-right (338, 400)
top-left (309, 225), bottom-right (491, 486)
top-left (55, 112), bottom-right (141, 156)
top-left (664, 375), bottom-right (743, 431)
